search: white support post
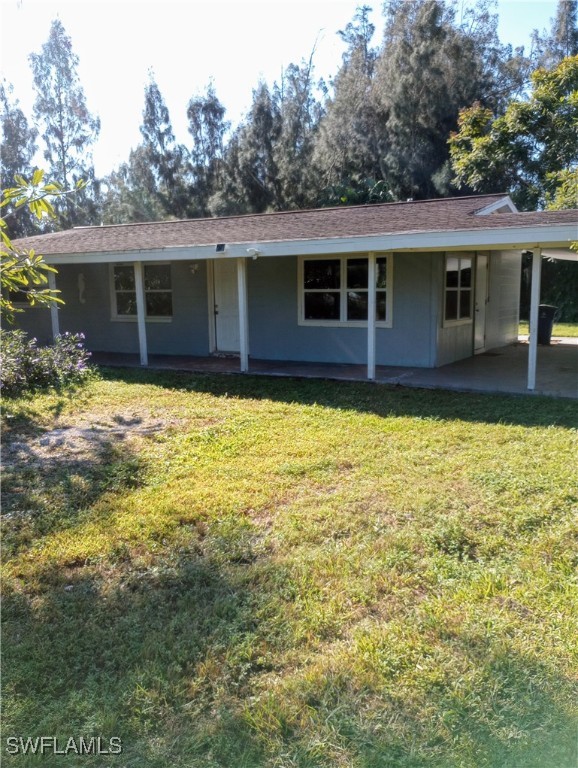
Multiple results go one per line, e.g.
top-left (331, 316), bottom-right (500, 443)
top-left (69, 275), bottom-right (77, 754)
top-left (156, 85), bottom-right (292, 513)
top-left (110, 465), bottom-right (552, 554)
top-left (367, 252), bottom-right (376, 380)
top-left (133, 261), bottom-right (148, 366)
top-left (237, 257), bottom-right (249, 373)
top-left (527, 248), bottom-right (542, 391)
top-left (48, 271), bottom-right (60, 341)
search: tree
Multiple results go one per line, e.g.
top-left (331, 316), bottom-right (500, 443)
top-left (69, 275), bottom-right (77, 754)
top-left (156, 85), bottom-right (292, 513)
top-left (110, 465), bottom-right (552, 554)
top-left (138, 74), bottom-right (191, 219)
top-left (187, 83), bottom-right (229, 216)
top-left (0, 81), bottom-right (38, 237)
top-left (313, 6), bottom-right (387, 204)
top-left (449, 55), bottom-right (578, 210)
top-left (272, 55), bottom-right (325, 209)
top-left (370, 0), bottom-right (530, 201)
top-left (210, 81), bottom-right (281, 215)
top-left (532, 0), bottom-right (578, 69)
top-left (29, 19), bottom-right (100, 229)
top-left (100, 147), bottom-right (167, 224)
top-left (1, 171), bottom-right (84, 322)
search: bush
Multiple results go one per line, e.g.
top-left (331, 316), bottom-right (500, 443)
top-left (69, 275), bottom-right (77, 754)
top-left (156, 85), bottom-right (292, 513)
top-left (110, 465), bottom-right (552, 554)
top-left (0, 330), bottom-right (95, 397)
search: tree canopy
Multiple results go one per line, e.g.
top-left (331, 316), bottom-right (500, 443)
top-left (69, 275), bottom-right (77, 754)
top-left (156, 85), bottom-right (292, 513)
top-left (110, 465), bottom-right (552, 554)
top-left (449, 55), bottom-right (578, 210)
top-left (29, 19), bottom-right (100, 228)
top-left (1, 3), bottom-right (576, 229)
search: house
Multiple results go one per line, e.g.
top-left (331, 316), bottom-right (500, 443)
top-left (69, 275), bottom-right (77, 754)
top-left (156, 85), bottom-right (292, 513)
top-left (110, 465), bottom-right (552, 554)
top-left (11, 194), bottom-right (578, 390)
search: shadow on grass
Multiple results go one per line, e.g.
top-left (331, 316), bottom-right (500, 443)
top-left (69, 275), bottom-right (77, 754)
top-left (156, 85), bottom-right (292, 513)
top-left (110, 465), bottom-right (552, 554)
top-left (1, 430), bottom-right (146, 559)
top-left (3, 545), bottom-right (577, 767)
top-left (2, 551), bottom-right (267, 767)
top-left (99, 366), bottom-right (578, 430)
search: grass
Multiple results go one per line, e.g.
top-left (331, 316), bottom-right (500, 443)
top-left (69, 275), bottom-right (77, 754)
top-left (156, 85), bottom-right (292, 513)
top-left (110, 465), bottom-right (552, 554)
top-left (518, 321), bottom-right (578, 337)
top-left (2, 369), bottom-right (578, 767)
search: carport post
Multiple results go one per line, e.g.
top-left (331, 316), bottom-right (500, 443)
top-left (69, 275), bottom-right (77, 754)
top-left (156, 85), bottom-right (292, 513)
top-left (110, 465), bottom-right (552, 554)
top-left (367, 252), bottom-right (376, 380)
top-left (527, 248), bottom-right (542, 391)
top-left (133, 261), bottom-right (148, 366)
top-left (237, 257), bottom-right (249, 373)
top-left (48, 271), bottom-right (60, 341)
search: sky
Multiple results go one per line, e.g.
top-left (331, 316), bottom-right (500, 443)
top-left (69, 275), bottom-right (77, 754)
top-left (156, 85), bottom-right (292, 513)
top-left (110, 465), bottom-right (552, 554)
top-left (0, 0), bottom-right (560, 177)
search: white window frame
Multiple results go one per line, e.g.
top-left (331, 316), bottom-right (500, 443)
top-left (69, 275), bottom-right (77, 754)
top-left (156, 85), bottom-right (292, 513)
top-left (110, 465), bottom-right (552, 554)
top-left (443, 253), bottom-right (473, 328)
top-left (110, 263), bottom-right (173, 323)
top-left (298, 254), bottom-right (393, 328)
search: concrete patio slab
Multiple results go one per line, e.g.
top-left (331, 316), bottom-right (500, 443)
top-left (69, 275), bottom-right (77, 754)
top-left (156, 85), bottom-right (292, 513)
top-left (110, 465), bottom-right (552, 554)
top-left (93, 340), bottom-right (577, 399)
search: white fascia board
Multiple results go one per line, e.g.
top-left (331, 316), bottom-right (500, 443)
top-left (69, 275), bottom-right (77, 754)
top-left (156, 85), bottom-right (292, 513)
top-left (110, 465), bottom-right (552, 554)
top-left (41, 223), bottom-right (577, 264)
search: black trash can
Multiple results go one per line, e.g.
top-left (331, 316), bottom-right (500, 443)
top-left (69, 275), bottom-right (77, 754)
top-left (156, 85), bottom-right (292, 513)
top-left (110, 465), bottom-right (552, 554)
top-left (537, 304), bottom-right (557, 345)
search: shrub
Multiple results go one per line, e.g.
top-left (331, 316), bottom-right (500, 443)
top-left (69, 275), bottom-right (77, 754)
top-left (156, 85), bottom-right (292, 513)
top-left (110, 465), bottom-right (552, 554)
top-left (0, 330), bottom-right (95, 397)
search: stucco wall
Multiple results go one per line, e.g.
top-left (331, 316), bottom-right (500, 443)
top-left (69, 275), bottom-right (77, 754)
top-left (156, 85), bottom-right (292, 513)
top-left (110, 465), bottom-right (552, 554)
top-left (247, 253), bottom-right (435, 367)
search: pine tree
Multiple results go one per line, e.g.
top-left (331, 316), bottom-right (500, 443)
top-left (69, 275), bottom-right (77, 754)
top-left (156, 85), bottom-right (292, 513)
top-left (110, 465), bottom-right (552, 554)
top-left (29, 19), bottom-right (100, 227)
top-left (0, 81), bottom-right (39, 236)
top-left (210, 81), bottom-right (281, 215)
top-left (100, 147), bottom-right (167, 224)
top-left (273, 55), bottom-right (324, 209)
top-left (313, 6), bottom-right (385, 204)
top-left (367, 0), bottom-right (529, 200)
top-left (532, 0), bottom-right (578, 69)
top-left (139, 75), bottom-right (191, 219)
top-left (187, 83), bottom-right (229, 216)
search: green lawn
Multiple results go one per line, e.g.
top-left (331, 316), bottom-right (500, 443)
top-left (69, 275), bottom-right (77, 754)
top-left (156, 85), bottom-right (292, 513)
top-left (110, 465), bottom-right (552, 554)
top-left (2, 369), bottom-right (577, 767)
top-left (519, 321), bottom-right (578, 337)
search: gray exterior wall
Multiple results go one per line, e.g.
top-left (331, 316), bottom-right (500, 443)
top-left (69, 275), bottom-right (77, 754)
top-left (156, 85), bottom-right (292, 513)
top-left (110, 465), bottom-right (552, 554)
top-left (13, 249), bottom-right (521, 370)
top-left (9, 303), bottom-right (53, 344)
top-left (14, 261), bottom-right (211, 356)
top-left (247, 253), bottom-right (435, 367)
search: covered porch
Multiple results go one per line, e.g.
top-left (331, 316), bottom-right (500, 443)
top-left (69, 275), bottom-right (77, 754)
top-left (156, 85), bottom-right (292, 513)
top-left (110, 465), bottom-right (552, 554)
top-left (92, 337), bottom-right (578, 399)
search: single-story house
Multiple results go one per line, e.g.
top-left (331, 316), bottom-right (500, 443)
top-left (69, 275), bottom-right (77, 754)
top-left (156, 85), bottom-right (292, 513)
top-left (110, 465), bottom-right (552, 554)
top-left (10, 193), bottom-right (578, 389)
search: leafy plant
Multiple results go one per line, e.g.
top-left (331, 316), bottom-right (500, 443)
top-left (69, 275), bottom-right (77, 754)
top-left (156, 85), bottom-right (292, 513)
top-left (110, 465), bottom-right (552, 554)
top-left (1, 169), bottom-right (85, 322)
top-left (0, 329), bottom-right (94, 396)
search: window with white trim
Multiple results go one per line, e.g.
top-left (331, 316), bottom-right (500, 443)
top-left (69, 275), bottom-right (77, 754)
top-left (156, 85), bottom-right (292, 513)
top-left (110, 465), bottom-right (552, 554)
top-left (111, 264), bottom-right (172, 320)
top-left (300, 255), bottom-right (392, 326)
top-left (444, 255), bottom-right (472, 324)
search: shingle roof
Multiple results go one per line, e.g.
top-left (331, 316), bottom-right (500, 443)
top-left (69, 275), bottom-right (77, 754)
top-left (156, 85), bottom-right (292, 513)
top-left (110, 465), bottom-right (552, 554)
top-left (12, 194), bottom-right (578, 256)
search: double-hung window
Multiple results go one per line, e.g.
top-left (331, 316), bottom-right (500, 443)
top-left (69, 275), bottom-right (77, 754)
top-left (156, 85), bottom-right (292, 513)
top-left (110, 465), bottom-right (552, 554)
top-left (444, 255), bottom-right (472, 324)
top-left (111, 263), bottom-right (173, 320)
top-left (300, 255), bottom-right (392, 326)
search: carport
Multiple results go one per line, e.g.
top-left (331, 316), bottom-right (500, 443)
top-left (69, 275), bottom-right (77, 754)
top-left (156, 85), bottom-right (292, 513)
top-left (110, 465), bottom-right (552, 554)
top-left (527, 248), bottom-right (577, 390)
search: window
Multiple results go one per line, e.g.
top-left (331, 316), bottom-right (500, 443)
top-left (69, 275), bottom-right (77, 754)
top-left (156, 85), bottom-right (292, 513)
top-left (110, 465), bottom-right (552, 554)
top-left (300, 255), bottom-right (392, 326)
top-left (444, 255), bottom-right (472, 324)
top-left (111, 264), bottom-right (172, 320)
top-left (5, 288), bottom-right (29, 307)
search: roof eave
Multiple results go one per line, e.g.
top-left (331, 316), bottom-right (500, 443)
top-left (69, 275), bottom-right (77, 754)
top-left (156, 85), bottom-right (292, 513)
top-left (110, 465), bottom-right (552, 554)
top-left (40, 222), bottom-right (578, 264)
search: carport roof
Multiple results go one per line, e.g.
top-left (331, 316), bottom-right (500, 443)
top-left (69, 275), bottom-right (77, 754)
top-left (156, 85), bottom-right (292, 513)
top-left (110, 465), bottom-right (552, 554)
top-left (13, 193), bottom-right (577, 257)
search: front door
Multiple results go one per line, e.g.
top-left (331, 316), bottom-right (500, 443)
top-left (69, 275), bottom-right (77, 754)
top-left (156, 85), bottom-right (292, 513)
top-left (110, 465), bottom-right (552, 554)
top-left (474, 254), bottom-right (488, 353)
top-left (213, 260), bottom-right (240, 352)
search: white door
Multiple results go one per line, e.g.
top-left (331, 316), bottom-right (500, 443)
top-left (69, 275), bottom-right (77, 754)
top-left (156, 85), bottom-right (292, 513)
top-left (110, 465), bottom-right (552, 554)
top-left (474, 254), bottom-right (488, 353)
top-left (213, 260), bottom-right (240, 352)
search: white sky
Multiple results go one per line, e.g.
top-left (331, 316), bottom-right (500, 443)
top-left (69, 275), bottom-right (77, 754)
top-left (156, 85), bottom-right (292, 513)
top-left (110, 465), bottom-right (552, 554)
top-left (0, 0), bottom-right (559, 176)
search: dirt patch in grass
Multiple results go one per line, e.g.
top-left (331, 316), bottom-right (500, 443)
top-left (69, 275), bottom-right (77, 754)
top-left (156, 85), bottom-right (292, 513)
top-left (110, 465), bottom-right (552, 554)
top-left (2, 410), bottom-right (183, 470)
